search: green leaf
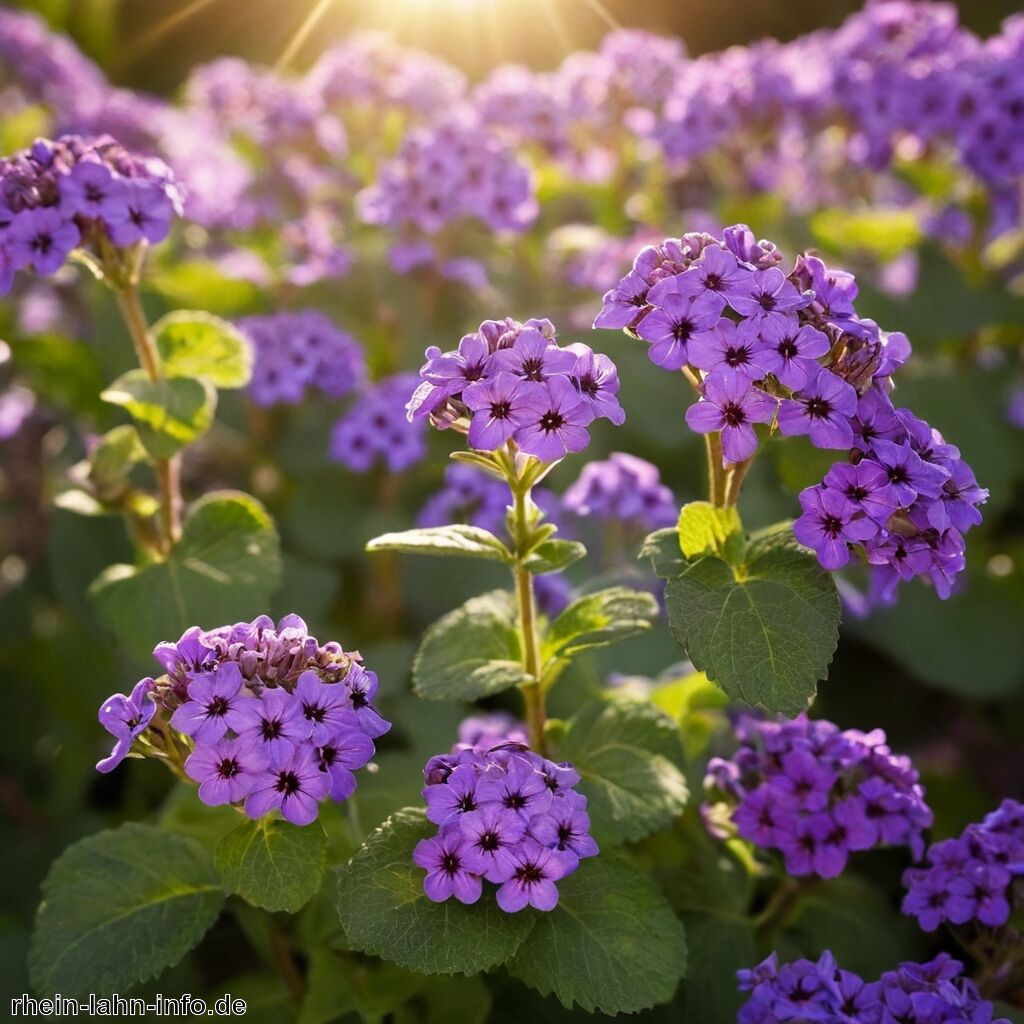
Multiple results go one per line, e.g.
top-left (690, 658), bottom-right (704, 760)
top-left (149, 260), bottom-right (261, 316)
top-left (101, 369), bottom-right (216, 459)
top-left (153, 310), bottom-right (253, 389)
top-left (543, 586), bottom-right (659, 663)
top-left (673, 914), bottom-right (757, 1021)
top-left (556, 699), bottom-right (688, 844)
top-left (216, 819), bottom-right (327, 913)
top-left (87, 424), bottom-right (150, 504)
top-left (90, 490), bottom-right (281, 660)
top-left (664, 528), bottom-right (839, 714)
top-left (412, 591), bottom-right (525, 701)
top-left (337, 808), bottom-right (534, 975)
top-left (640, 528), bottom-right (686, 578)
top-left (28, 823), bottom-right (223, 998)
top-left (522, 538), bottom-right (586, 575)
top-left (676, 501), bottom-right (743, 564)
top-left (506, 852), bottom-right (687, 1015)
top-left (367, 525), bottom-right (512, 563)
top-left (810, 206), bottom-right (922, 261)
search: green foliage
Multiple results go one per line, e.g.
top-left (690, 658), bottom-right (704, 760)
top-left (28, 824), bottom-right (223, 998)
top-left (101, 369), bottom-right (216, 459)
top-left (367, 525), bottom-right (512, 563)
top-left (640, 527), bottom-right (686, 579)
top-left (809, 207), bottom-right (922, 261)
top-left (663, 525), bottom-right (840, 714)
top-left (543, 586), bottom-right (659, 663)
top-left (216, 819), bottom-right (327, 914)
top-left (148, 261), bottom-right (262, 316)
top-left (555, 698), bottom-right (688, 844)
top-left (88, 424), bottom-right (149, 496)
top-left (337, 808), bottom-right (534, 975)
top-left (522, 538), bottom-right (586, 574)
top-left (676, 500), bottom-right (744, 564)
top-left (505, 852), bottom-right (688, 1015)
top-left (153, 310), bottom-right (254, 389)
top-left (412, 590), bottom-right (525, 700)
top-left (90, 490), bottom-right (281, 659)
top-left (672, 914), bottom-right (757, 1021)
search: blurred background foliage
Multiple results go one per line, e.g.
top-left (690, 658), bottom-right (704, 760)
top-left (1, 0), bottom-right (1023, 1018)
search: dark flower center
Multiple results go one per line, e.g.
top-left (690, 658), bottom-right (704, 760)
top-left (539, 411), bottom-right (565, 433)
top-left (578, 373), bottom-right (599, 398)
top-left (32, 232), bottom-right (53, 254)
top-left (724, 347), bottom-right (749, 367)
top-left (216, 757), bottom-right (240, 779)
top-left (672, 318), bottom-right (694, 342)
top-left (805, 397), bottom-right (831, 419)
top-left (504, 792), bottom-right (527, 810)
top-left (457, 794), bottom-right (476, 812)
top-left (704, 272), bottom-right (722, 290)
top-left (441, 853), bottom-right (461, 876)
top-left (848, 486), bottom-right (869, 502)
top-left (350, 690), bottom-right (369, 709)
top-left (261, 717), bottom-right (283, 740)
top-left (557, 824), bottom-right (573, 844)
top-left (888, 466), bottom-right (908, 485)
top-left (276, 770), bottom-right (301, 795)
top-left (821, 514), bottom-right (844, 538)
top-left (85, 184), bottom-right (105, 203)
top-left (490, 400), bottom-right (512, 420)
top-left (722, 401), bottom-right (747, 428)
top-left (758, 292), bottom-right (776, 311)
top-left (480, 831), bottom-right (500, 851)
top-left (778, 338), bottom-right (798, 359)
top-left (516, 864), bottom-right (544, 884)
top-left (521, 357), bottom-right (545, 380)
top-left (320, 746), bottom-right (338, 766)
top-left (303, 702), bottom-right (326, 722)
top-left (207, 696), bottom-right (230, 718)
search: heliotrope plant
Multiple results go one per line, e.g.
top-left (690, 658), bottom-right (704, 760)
top-left (603, 224), bottom-right (987, 713)
top-left (96, 614), bottom-right (386, 825)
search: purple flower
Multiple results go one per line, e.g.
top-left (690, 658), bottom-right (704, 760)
top-left (489, 327), bottom-right (576, 382)
top-left (685, 371), bottom-right (777, 464)
top-left (60, 160), bottom-right (129, 223)
top-left (169, 662), bottom-right (250, 745)
top-left (515, 375), bottom-right (595, 462)
top-left (822, 460), bottom-right (898, 527)
top-left (185, 737), bottom-right (268, 806)
top-left (463, 372), bottom-right (536, 450)
top-left (870, 438), bottom-right (949, 506)
top-left (689, 244), bottom-right (750, 304)
top-left (293, 670), bottom-right (357, 745)
top-left (96, 678), bottom-right (157, 773)
top-left (593, 270), bottom-right (650, 330)
top-left (492, 839), bottom-right (577, 912)
top-left (8, 207), bottom-right (80, 274)
top-left (732, 785), bottom-right (799, 848)
top-left (777, 366), bottom-right (858, 449)
top-left (317, 727), bottom-right (375, 802)
top-left (850, 387), bottom-right (903, 452)
top-left (933, 459), bottom-right (988, 532)
top-left (460, 804), bottom-right (528, 881)
top-left (636, 276), bottom-right (724, 370)
top-left (414, 826), bottom-right (483, 905)
top-left (794, 485), bottom-right (879, 570)
top-left (423, 762), bottom-right (481, 825)
top-left (688, 318), bottom-right (765, 380)
top-left (419, 331), bottom-right (492, 398)
top-left (751, 322), bottom-right (830, 390)
top-left (729, 267), bottom-right (809, 330)
top-left (106, 180), bottom-right (175, 245)
top-left (245, 744), bottom-right (331, 825)
top-left (476, 757), bottom-right (553, 820)
top-left (530, 791), bottom-right (599, 861)
top-left (235, 685), bottom-right (308, 765)
top-left (567, 343), bottom-right (625, 425)
top-left (343, 665), bottom-right (391, 738)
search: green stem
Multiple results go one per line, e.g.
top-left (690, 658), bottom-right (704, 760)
top-left (724, 456), bottom-right (754, 508)
top-left (753, 876), bottom-right (814, 942)
top-left (114, 286), bottom-right (182, 550)
top-left (509, 471), bottom-right (546, 754)
top-left (681, 365), bottom-right (727, 506)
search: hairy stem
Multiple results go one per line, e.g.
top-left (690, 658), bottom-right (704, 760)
top-left (680, 365), bottom-right (727, 506)
top-left (114, 286), bottom-right (182, 550)
top-left (724, 456), bottom-right (754, 508)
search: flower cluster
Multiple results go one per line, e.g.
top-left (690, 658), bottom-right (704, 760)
top-left (357, 109), bottom-right (537, 235)
top-left (738, 951), bottom-right (1008, 1024)
top-left (902, 799), bottom-right (1024, 932)
top-left (596, 225), bottom-right (987, 599)
top-left (96, 615), bottom-right (388, 826)
top-left (0, 134), bottom-right (182, 294)
top-left (238, 310), bottom-right (365, 408)
top-left (330, 373), bottom-right (427, 473)
top-left (704, 714), bottom-right (932, 878)
top-left (408, 316), bottom-right (623, 462)
top-left (414, 725), bottom-right (597, 912)
top-left (562, 452), bottom-right (677, 532)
